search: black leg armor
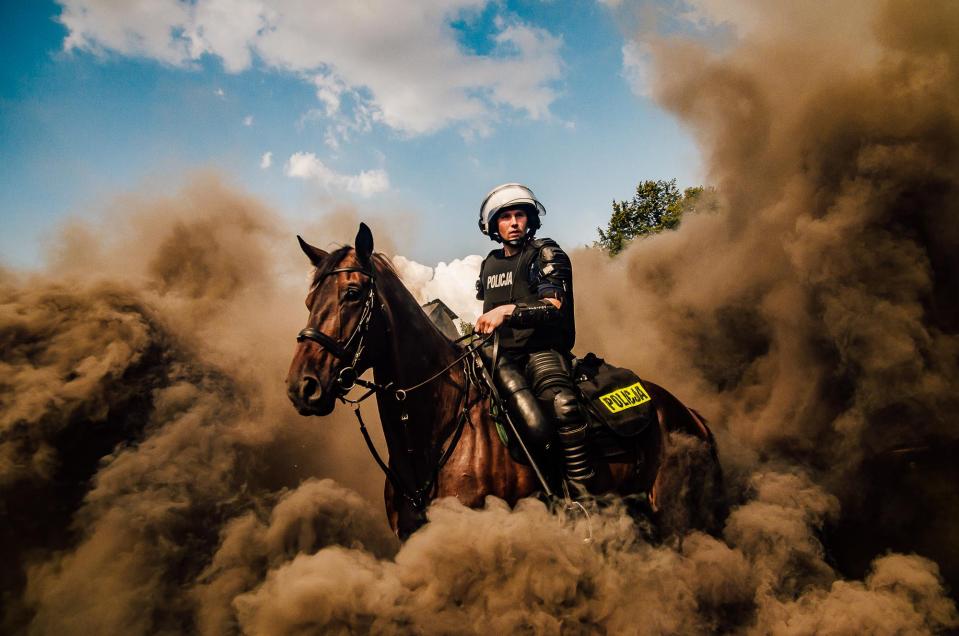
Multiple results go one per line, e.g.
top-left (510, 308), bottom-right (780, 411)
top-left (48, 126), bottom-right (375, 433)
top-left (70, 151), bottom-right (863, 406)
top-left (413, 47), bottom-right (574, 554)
top-left (485, 352), bottom-right (553, 453)
top-left (526, 351), bottom-right (595, 483)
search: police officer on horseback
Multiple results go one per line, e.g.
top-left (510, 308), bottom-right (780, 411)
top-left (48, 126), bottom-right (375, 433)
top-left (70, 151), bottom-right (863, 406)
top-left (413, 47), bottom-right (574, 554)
top-left (474, 183), bottom-right (594, 487)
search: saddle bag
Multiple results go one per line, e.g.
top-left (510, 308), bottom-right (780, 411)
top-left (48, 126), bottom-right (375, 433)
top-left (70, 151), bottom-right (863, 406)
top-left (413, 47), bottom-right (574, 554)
top-left (574, 353), bottom-right (657, 437)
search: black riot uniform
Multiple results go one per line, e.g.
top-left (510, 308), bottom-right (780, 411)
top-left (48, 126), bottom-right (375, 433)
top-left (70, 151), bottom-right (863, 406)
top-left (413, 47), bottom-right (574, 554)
top-left (476, 237), bottom-right (594, 483)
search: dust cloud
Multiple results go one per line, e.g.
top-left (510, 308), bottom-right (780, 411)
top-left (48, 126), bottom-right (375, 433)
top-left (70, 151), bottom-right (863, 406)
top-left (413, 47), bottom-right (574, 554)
top-left (3, 0), bottom-right (959, 633)
top-left (0, 175), bottom-right (393, 634)
top-left (575, 0), bottom-right (959, 618)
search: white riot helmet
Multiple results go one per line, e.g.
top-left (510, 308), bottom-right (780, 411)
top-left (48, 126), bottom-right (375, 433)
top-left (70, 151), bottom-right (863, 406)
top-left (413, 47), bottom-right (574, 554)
top-left (478, 183), bottom-right (546, 244)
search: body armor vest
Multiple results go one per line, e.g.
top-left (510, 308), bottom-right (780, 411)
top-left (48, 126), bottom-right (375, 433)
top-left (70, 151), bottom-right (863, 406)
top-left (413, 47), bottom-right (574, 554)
top-left (479, 240), bottom-right (575, 352)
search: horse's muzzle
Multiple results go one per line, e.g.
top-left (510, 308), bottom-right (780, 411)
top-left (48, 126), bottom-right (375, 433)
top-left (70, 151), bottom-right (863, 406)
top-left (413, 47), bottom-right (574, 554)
top-left (288, 374), bottom-right (336, 416)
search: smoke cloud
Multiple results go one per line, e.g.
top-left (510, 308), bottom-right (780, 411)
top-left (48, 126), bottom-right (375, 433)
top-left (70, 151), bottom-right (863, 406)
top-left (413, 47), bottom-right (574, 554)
top-left (0, 175), bottom-right (395, 634)
top-left (575, 0), bottom-right (959, 609)
top-left (3, 0), bottom-right (959, 633)
top-left (393, 254), bottom-right (485, 324)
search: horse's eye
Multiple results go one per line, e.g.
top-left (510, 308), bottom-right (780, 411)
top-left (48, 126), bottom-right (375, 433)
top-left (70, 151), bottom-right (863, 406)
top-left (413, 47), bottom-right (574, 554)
top-left (344, 286), bottom-right (362, 301)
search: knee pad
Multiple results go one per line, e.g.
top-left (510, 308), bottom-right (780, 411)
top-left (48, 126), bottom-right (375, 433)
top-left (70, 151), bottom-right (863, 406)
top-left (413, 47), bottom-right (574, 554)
top-left (553, 388), bottom-right (584, 426)
top-left (526, 350), bottom-right (573, 398)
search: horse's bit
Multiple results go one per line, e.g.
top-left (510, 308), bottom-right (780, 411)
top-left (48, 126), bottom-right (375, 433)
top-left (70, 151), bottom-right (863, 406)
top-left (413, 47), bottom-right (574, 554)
top-left (296, 266), bottom-right (378, 395)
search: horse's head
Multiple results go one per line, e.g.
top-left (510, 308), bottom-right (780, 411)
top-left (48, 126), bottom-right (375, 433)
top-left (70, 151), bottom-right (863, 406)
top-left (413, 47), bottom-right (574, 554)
top-left (287, 223), bottom-right (380, 416)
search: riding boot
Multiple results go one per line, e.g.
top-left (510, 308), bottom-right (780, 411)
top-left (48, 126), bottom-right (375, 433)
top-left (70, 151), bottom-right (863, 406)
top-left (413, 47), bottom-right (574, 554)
top-left (554, 392), bottom-right (595, 484)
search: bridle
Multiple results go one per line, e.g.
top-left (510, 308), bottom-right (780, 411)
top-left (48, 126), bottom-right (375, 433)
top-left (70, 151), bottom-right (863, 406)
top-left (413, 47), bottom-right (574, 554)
top-left (296, 266), bottom-right (378, 395)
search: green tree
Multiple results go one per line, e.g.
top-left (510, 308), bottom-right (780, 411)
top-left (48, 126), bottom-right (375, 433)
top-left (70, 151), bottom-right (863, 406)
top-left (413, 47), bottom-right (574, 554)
top-left (596, 179), bottom-right (704, 256)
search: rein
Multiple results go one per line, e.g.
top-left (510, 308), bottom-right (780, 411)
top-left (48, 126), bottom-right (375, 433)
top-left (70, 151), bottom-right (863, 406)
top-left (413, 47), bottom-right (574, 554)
top-left (352, 369), bottom-right (474, 511)
top-left (296, 262), bottom-right (494, 511)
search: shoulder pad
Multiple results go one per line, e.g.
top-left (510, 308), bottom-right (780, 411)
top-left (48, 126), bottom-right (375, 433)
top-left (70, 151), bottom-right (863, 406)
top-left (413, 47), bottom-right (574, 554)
top-left (532, 238), bottom-right (570, 281)
top-left (530, 237), bottom-right (559, 250)
top-left (533, 238), bottom-right (568, 264)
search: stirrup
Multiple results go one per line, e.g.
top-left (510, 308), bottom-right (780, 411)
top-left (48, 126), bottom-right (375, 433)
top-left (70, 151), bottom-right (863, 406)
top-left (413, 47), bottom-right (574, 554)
top-left (560, 480), bottom-right (593, 544)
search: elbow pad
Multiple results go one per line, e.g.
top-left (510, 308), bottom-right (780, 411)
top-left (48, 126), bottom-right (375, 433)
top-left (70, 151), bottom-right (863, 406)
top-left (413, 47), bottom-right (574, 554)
top-left (505, 301), bottom-right (561, 327)
top-left (533, 239), bottom-right (571, 301)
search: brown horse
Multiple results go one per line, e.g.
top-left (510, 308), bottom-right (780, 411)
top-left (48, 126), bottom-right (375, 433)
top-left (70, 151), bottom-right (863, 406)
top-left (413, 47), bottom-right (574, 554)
top-left (287, 224), bottom-right (724, 539)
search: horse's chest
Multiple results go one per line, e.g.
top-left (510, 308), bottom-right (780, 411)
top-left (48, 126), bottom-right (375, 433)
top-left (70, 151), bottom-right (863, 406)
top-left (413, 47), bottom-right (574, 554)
top-left (437, 415), bottom-right (537, 507)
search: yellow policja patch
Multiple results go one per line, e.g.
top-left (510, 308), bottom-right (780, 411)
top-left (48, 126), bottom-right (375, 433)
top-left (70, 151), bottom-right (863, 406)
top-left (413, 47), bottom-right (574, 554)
top-left (599, 381), bottom-right (652, 413)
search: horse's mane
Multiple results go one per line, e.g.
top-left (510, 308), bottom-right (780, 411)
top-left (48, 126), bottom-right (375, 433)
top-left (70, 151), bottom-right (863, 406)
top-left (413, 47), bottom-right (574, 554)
top-left (310, 245), bottom-right (354, 286)
top-left (312, 245), bottom-right (454, 348)
top-left (372, 253), bottom-right (459, 350)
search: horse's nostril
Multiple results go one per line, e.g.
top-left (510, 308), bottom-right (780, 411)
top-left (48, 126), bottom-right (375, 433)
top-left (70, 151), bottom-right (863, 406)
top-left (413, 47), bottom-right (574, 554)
top-left (301, 376), bottom-right (320, 402)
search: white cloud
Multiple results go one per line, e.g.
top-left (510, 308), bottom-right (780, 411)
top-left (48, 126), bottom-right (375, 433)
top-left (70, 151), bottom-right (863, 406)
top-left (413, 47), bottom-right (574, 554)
top-left (621, 41), bottom-right (652, 97)
top-left (188, 0), bottom-right (266, 72)
top-left (259, 151), bottom-right (272, 169)
top-left (57, 0), bottom-right (564, 137)
top-left (214, 87), bottom-right (225, 97)
top-left (393, 255), bottom-right (484, 323)
top-left (323, 128), bottom-right (340, 151)
top-left (298, 78), bottom-right (376, 149)
top-left (312, 72), bottom-right (346, 118)
top-left (60, 0), bottom-right (193, 65)
top-left (243, 114), bottom-right (254, 126)
top-left (284, 152), bottom-right (389, 197)
top-left (483, 22), bottom-right (561, 120)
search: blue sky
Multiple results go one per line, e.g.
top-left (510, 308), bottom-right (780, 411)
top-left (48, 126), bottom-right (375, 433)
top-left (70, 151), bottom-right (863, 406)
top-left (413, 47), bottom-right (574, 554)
top-left (0, 0), bottom-right (704, 268)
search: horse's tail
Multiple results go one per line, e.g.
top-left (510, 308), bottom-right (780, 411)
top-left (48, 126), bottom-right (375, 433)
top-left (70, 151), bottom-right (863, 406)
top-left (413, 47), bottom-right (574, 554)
top-left (647, 385), bottom-right (727, 537)
top-left (687, 406), bottom-right (721, 463)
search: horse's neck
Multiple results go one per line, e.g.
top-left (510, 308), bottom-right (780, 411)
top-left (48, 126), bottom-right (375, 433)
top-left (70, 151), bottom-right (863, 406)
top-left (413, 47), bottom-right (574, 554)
top-left (372, 285), bottom-right (465, 453)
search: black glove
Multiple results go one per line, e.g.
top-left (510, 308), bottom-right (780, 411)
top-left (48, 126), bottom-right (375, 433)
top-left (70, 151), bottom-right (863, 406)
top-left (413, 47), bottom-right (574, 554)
top-left (505, 301), bottom-right (560, 327)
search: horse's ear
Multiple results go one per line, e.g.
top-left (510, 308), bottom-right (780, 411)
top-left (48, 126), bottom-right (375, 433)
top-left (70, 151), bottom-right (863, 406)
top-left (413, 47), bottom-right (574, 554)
top-left (297, 235), bottom-right (328, 267)
top-left (355, 223), bottom-right (374, 266)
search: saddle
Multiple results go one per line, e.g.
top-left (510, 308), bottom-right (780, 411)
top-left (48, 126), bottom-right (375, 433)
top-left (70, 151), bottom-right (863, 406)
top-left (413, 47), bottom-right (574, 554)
top-left (473, 345), bottom-right (657, 464)
top-left (572, 353), bottom-right (658, 461)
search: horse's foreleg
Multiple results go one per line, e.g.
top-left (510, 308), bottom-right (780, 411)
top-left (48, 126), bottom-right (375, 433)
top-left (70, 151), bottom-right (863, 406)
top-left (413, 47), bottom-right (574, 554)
top-left (384, 480), bottom-right (400, 536)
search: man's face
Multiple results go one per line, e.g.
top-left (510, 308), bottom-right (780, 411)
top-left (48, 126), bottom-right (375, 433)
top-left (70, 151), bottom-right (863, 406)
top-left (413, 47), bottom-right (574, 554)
top-left (496, 207), bottom-right (528, 242)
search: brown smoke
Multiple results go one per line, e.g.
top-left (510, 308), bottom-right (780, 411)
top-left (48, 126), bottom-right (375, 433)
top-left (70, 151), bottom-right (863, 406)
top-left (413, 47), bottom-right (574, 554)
top-left (575, 0), bottom-right (959, 607)
top-left (4, 0), bottom-right (959, 632)
top-left (0, 175), bottom-right (392, 634)
top-left (3, 165), bottom-right (956, 632)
